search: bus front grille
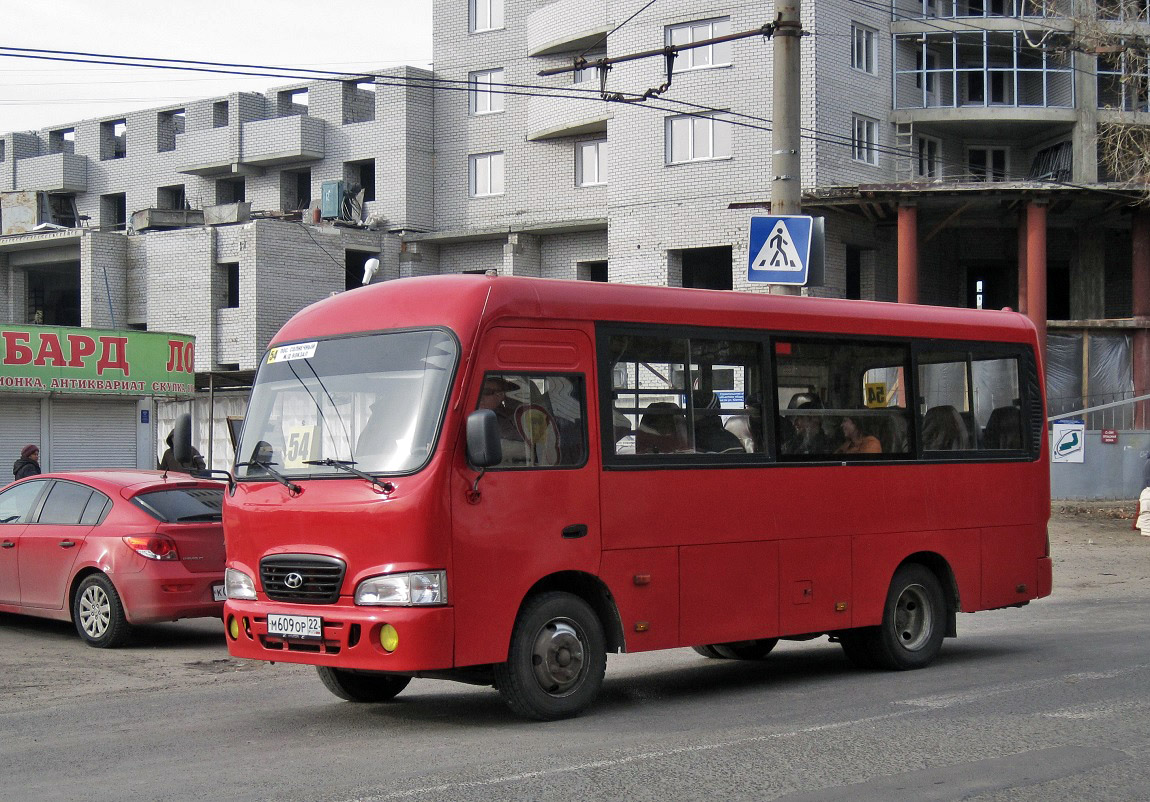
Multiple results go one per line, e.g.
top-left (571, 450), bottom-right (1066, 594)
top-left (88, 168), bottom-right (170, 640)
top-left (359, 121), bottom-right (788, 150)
top-left (260, 554), bottom-right (346, 604)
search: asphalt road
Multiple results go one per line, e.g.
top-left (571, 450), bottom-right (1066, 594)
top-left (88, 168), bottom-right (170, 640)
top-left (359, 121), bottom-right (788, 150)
top-left (2, 508), bottom-right (1148, 802)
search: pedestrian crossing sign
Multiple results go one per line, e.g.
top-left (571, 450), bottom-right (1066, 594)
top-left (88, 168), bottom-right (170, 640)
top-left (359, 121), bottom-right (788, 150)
top-left (748, 215), bottom-right (814, 285)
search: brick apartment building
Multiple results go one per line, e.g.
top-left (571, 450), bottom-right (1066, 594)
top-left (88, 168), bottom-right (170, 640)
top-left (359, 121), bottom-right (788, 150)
top-left (0, 0), bottom-right (1147, 471)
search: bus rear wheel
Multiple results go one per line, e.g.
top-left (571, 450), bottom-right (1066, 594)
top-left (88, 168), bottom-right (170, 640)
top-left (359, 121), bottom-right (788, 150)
top-left (494, 592), bottom-right (606, 721)
top-left (868, 564), bottom-right (946, 670)
top-left (693, 639), bottom-right (778, 660)
top-left (316, 667), bottom-right (411, 702)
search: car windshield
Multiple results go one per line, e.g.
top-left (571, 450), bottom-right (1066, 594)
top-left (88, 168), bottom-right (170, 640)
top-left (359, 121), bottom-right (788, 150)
top-left (132, 487), bottom-right (224, 522)
top-left (235, 329), bottom-right (458, 479)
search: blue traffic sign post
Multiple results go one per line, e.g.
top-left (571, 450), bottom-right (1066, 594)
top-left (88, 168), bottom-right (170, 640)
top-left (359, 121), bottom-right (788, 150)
top-left (748, 215), bottom-right (823, 286)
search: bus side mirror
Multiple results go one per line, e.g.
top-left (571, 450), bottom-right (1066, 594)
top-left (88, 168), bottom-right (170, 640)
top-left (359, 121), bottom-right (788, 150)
top-left (466, 409), bottom-right (502, 468)
top-left (172, 413), bottom-right (193, 465)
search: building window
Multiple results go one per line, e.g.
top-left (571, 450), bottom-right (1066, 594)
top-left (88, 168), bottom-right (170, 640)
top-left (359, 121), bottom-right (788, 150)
top-left (915, 50), bottom-right (938, 95)
top-left (916, 135), bottom-right (941, 178)
top-left (851, 23), bottom-right (877, 74)
top-left (280, 170), bottom-right (311, 211)
top-left (213, 101), bottom-right (229, 128)
top-left (343, 80), bottom-right (376, 124)
top-left (277, 88), bottom-right (309, 117)
top-left (100, 120), bottom-right (126, 161)
top-left (216, 178), bottom-right (245, 204)
top-left (852, 115), bottom-right (879, 165)
top-left (0, 140), bottom-right (5, 162)
top-left (666, 114), bottom-right (732, 164)
top-left (667, 17), bottom-right (731, 71)
top-left (157, 109), bottom-right (185, 153)
top-left (216, 262), bottom-right (240, 309)
top-left (100, 193), bottom-right (126, 231)
top-left (157, 184), bottom-right (187, 210)
top-left (576, 139), bottom-right (607, 186)
top-left (469, 152), bottom-right (505, 197)
top-left (470, 0), bottom-right (503, 32)
top-left (49, 128), bottom-right (76, 155)
top-left (574, 51), bottom-right (606, 83)
top-left (469, 69), bottom-right (505, 115)
top-left (967, 146), bottom-right (1008, 181)
top-left (578, 261), bottom-right (608, 281)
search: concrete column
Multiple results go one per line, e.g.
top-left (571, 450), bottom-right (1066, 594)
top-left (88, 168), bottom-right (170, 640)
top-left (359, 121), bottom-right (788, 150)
top-left (1026, 202), bottom-right (1048, 360)
top-left (1132, 209), bottom-right (1150, 428)
top-left (1017, 215), bottom-right (1028, 315)
top-left (897, 203), bottom-right (918, 304)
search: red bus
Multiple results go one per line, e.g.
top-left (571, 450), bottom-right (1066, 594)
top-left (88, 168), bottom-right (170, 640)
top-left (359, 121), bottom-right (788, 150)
top-left (212, 274), bottom-right (1051, 720)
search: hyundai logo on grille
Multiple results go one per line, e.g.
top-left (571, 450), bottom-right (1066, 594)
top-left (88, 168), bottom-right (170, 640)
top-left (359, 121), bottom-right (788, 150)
top-left (284, 572), bottom-right (305, 589)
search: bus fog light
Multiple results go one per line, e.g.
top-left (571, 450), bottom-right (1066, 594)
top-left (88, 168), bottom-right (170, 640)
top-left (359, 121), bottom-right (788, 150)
top-left (380, 624), bottom-right (399, 652)
top-left (227, 615), bottom-right (240, 640)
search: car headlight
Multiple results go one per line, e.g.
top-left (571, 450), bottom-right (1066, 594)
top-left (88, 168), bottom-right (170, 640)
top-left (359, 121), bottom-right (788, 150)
top-left (355, 571), bottom-right (447, 606)
top-left (225, 567), bottom-right (257, 600)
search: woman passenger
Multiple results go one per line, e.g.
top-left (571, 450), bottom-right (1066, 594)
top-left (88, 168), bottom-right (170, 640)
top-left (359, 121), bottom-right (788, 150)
top-left (836, 415), bottom-right (881, 454)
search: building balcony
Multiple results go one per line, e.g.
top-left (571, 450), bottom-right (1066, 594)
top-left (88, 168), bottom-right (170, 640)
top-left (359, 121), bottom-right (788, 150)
top-left (177, 115), bottom-right (324, 176)
top-left (527, 0), bottom-right (611, 56)
top-left (13, 152), bottom-right (88, 193)
top-left (891, 0), bottom-right (1071, 21)
top-left (527, 82), bottom-right (610, 141)
top-left (241, 115), bottom-right (325, 167)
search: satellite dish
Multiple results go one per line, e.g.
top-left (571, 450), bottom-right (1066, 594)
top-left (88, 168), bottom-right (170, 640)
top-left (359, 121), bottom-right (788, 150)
top-left (362, 257), bottom-right (380, 285)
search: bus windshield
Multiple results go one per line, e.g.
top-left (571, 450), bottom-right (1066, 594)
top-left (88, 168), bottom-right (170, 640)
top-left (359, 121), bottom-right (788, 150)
top-left (235, 329), bottom-right (458, 479)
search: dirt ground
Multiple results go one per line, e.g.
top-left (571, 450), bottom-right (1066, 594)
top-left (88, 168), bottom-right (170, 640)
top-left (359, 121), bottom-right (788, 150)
top-left (1050, 499), bottom-right (1150, 594)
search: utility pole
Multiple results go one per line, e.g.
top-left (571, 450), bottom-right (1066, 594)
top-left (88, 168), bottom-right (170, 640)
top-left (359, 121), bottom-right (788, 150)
top-left (770, 1), bottom-right (803, 296)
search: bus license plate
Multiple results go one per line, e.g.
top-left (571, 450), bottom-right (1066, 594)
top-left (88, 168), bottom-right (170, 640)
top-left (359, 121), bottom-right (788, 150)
top-left (267, 613), bottom-right (322, 640)
top-left (212, 584), bottom-right (226, 602)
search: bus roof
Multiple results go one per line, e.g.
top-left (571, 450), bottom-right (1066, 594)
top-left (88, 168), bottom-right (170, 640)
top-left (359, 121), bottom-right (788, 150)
top-left (272, 274), bottom-right (1038, 348)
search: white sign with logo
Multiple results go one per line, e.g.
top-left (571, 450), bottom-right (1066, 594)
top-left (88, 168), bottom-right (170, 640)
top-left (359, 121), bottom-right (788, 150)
top-left (1051, 419), bottom-right (1085, 464)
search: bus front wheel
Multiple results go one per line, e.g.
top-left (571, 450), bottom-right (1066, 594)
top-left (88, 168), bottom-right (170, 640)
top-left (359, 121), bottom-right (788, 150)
top-left (494, 592), bottom-right (606, 721)
top-left (868, 564), bottom-right (946, 670)
top-left (316, 666), bottom-right (411, 702)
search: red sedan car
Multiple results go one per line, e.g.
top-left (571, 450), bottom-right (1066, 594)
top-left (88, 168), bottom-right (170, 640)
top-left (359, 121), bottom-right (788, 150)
top-left (0, 470), bottom-right (225, 647)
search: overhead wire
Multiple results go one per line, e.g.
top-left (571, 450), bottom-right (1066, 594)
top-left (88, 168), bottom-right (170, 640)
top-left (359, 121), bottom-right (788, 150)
top-left (0, 41), bottom-right (1125, 195)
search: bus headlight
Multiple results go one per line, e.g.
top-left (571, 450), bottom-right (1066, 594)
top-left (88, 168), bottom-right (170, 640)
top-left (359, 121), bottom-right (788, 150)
top-left (355, 571), bottom-right (447, 606)
top-left (225, 567), bottom-right (257, 600)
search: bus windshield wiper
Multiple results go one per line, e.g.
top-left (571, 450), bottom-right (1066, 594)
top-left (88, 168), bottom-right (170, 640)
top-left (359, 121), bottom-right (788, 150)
top-left (303, 459), bottom-right (394, 493)
top-left (236, 460), bottom-right (302, 494)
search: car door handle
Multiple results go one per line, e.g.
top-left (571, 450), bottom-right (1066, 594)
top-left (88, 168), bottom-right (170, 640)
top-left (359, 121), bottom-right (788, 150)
top-left (58, 540), bottom-right (77, 548)
top-left (1, 540), bottom-right (13, 549)
top-left (561, 524), bottom-right (588, 539)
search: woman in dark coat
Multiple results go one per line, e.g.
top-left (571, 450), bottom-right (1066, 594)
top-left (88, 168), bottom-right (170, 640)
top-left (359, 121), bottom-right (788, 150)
top-left (12, 444), bottom-right (41, 480)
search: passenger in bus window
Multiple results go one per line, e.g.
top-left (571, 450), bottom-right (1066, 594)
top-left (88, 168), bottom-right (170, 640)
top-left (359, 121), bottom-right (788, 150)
top-left (478, 376), bottom-right (527, 464)
top-left (836, 414), bottom-right (882, 454)
top-left (691, 391), bottom-right (745, 453)
top-left (922, 405), bottom-right (970, 450)
top-left (636, 403), bottom-right (690, 454)
top-left (781, 393), bottom-right (834, 455)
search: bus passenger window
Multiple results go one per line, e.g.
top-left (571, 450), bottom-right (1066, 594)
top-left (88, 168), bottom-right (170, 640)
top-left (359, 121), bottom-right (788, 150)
top-left (476, 373), bottom-right (586, 469)
top-left (605, 331), bottom-right (765, 460)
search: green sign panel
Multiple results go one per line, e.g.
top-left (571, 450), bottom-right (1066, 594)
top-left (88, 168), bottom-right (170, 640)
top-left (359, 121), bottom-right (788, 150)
top-left (0, 325), bottom-right (195, 396)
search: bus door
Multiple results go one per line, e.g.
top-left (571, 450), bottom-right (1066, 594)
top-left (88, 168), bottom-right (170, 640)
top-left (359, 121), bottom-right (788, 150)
top-left (451, 327), bottom-right (601, 667)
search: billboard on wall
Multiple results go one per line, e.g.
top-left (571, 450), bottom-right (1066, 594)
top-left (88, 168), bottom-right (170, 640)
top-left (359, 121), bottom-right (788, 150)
top-left (0, 325), bottom-right (195, 396)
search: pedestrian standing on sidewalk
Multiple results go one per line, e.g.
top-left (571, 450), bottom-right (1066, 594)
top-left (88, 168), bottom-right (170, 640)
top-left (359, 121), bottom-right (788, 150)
top-left (12, 444), bottom-right (41, 480)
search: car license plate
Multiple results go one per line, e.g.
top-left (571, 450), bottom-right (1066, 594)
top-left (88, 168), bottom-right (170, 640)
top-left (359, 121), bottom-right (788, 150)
top-left (267, 613), bottom-right (322, 640)
top-left (212, 584), bottom-right (226, 602)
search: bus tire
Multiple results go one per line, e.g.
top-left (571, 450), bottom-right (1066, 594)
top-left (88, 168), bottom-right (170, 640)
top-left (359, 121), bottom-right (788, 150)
top-left (494, 592), bottom-right (606, 721)
top-left (709, 639), bottom-right (779, 660)
top-left (692, 645), bottom-right (726, 659)
top-left (869, 564), bottom-right (946, 670)
top-left (316, 667), bottom-right (411, 702)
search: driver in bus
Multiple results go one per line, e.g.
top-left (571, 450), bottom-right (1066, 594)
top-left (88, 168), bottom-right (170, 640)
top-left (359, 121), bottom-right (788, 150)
top-left (479, 376), bottom-right (528, 464)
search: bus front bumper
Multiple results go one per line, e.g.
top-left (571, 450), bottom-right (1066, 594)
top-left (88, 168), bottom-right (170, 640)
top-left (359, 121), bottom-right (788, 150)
top-left (224, 600), bottom-right (455, 672)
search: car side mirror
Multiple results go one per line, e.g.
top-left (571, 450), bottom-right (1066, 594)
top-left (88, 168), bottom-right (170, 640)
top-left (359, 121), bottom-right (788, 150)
top-left (172, 413), bottom-right (193, 465)
top-left (466, 409), bottom-right (502, 468)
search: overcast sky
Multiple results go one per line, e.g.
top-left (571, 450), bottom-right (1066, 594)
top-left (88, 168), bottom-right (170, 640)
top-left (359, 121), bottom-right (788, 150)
top-left (0, 1), bottom-right (434, 133)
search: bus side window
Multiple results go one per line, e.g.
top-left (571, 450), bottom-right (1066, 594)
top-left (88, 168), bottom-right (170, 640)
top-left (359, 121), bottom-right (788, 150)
top-left (476, 373), bottom-right (587, 469)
